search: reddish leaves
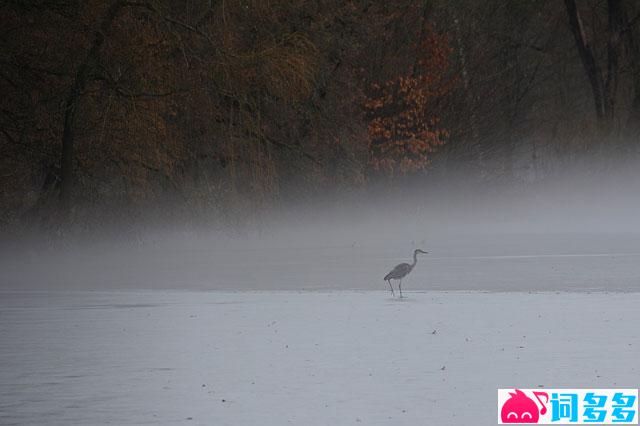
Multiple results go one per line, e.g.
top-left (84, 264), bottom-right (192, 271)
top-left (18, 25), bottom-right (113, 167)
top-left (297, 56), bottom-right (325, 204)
top-left (365, 24), bottom-right (454, 176)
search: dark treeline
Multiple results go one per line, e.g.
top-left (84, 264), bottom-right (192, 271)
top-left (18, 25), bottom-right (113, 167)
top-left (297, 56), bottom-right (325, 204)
top-left (2, 0), bottom-right (640, 233)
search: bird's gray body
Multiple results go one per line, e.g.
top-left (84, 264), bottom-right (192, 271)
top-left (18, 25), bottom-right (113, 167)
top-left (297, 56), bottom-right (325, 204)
top-left (384, 249), bottom-right (427, 297)
top-left (384, 263), bottom-right (414, 281)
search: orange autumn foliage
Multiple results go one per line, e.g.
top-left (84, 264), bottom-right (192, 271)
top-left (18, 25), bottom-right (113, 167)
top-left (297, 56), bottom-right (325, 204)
top-left (365, 24), bottom-right (454, 176)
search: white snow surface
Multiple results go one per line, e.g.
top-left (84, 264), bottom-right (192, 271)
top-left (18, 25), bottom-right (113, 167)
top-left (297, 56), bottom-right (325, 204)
top-left (1, 290), bottom-right (638, 425)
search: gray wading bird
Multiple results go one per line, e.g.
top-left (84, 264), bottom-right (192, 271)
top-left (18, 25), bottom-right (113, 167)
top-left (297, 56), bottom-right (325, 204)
top-left (384, 249), bottom-right (428, 298)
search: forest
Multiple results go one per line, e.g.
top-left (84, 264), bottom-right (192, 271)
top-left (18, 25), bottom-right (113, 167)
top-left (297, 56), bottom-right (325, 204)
top-left (2, 0), bottom-right (640, 233)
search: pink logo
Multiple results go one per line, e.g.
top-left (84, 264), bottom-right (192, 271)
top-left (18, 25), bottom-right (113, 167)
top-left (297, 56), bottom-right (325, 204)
top-left (501, 389), bottom-right (548, 423)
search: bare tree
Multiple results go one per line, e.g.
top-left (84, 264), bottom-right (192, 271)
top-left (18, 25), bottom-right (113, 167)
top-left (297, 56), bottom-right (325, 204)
top-left (59, 1), bottom-right (128, 209)
top-left (563, 0), bottom-right (624, 134)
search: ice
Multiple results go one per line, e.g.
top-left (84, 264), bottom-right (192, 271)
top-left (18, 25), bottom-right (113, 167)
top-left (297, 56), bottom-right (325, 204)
top-left (1, 290), bottom-right (638, 425)
top-left (2, 200), bottom-right (639, 424)
top-left (3, 232), bottom-right (640, 292)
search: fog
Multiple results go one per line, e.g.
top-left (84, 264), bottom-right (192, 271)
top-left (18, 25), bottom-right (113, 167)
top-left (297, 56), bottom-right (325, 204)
top-left (3, 166), bottom-right (640, 425)
top-left (3, 167), bottom-right (640, 292)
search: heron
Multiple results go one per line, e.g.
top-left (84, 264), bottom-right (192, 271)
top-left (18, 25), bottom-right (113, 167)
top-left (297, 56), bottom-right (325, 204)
top-left (384, 249), bottom-right (428, 298)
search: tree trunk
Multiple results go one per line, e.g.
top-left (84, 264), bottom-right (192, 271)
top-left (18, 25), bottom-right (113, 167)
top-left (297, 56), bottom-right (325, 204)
top-left (629, 85), bottom-right (640, 139)
top-left (411, 0), bottom-right (432, 78)
top-left (604, 0), bottom-right (623, 123)
top-left (616, 1), bottom-right (640, 138)
top-left (564, 0), bottom-right (621, 136)
top-left (59, 0), bottom-right (127, 209)
top-left (564, 0), bottom-right (605, 119)
top-left (452, 11), bottom-right (481, 171)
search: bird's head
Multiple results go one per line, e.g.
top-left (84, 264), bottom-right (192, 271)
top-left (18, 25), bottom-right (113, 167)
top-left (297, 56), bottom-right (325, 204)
top-left (414, 249), bottom-right (428, 255)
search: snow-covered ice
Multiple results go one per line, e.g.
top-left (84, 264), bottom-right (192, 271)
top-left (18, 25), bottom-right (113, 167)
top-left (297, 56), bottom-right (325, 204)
top-left (1, 290), bottom-right (638, 425)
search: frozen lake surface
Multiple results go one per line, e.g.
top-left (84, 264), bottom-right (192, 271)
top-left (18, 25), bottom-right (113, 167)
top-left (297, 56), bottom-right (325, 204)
top-left (1, 290), bottom-right (638, 425)
top-left (3, 232), bottom-right (640, 291)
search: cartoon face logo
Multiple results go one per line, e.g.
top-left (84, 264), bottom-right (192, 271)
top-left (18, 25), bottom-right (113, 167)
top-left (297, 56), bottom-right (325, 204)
top-left (501, 389), bottom-right (548, 423)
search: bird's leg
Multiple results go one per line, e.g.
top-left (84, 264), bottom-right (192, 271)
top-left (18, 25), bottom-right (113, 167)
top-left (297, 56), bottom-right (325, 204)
top-left (387, 279), bottom-right (395, 297)
top-left (399, 280), bottom-right (403, 298)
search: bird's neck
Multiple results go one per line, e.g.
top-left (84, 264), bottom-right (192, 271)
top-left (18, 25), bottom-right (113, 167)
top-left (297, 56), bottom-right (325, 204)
top-left (412, 252), bottom-right (418, 266)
